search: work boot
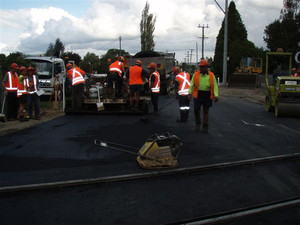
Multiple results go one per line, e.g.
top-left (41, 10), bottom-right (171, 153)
top-left (203, 124), bottom-right (208, 133)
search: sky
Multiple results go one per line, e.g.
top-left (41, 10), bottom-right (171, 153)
top-left (0, 0), bottom-right (284, 63)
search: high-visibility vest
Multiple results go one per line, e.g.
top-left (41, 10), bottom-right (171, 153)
top-left (5, 71), bottom-right (19, 91)
top-left (17, 76), bottom-right (28, 97)
top-left (192, 70), bottom-right (214, 99)
top-left (109, 61), bottom-right (124, 76)
top-left (149, 71), bottom-right (160, 93)
top-left (26, 75), bottom-right (38, 94)
top-left (69, 68), bottom-right (85, 86)
top-left (129, 65), bottom-right (143, 85)
top-left (175, 72), bottom-right (190, 96)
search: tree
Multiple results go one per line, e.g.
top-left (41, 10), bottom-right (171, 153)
top-left (264, 0), bottom-right (300, 55)
top-left (45, 38), bottom-right (65, 57)
top-left (213, 1), bottom-right (264, 79)
top-left (63, 52), bottom-right (82, 66)
top-left (80, 52), bottom-right (101, 74)
top-left (140, 2), bottom-right (156, 51)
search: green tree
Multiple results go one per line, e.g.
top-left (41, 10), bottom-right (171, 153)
top-left (213, 1), bottom-right (264, 79)
top-left (45, 38), bottom-right (65, 57)
top-left (63, 52), bottom-right (82, 66)
top-left (264, 0), bottom-right (300, 55)
top-left (140, 2), bottom-right (156, 51)
top-left (80, 52), bottom-right (101, 74)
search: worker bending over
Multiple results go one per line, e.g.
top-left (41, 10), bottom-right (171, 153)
top-left (126, 60), bottom-right (148, 111)
top-left (66, 63), bottom-right (85, 111)
top-left (188, 59), bottom-right (219, 133)
top-left (108, 56), bottom-right (125, 98)
top-left (148, 62), bottom-right (160, 112)
top-left (173, 66), bottom-right (191, 122)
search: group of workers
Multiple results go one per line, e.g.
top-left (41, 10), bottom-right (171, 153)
top-left (2, 63), bottom-right (41, 122)
top-left (108, 57), bottom-right (219, 133)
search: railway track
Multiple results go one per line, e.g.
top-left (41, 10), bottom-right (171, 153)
top-left (1, 152), bottom-right (300, 194)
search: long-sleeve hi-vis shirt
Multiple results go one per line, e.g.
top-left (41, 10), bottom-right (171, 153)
top-left (188, 72), bottom-right (219, 97)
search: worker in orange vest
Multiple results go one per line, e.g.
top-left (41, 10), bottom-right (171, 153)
top-left (108, 56), bottom-right (125, 98)
top-left (2, 63), bottom-right (19, 120)
top-left (17, 66), bottom-right (29, 122)
top-left (188, 59), bottom-right (219, 133)
top-left (148, 62), bottom-right (160, 112)
top-left (66, 63), bottom-right (85, 111)
top-left (173, 66), bottom-right (191, 122)
top-left (126, 60), bottom-right (148, 111)
top-left (291, 68), bottom-right (299, 77)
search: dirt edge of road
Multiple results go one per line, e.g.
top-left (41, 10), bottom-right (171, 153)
top-left (0, 86), bottom-right (266, 136)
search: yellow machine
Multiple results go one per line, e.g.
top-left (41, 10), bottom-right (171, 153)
top-left (237, 57), bottom-right (263, 74)
top-left (95, 132), bottom-right (182, 169)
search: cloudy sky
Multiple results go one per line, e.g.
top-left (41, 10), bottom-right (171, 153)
top-left (0, 0), bottom-right (283, 62)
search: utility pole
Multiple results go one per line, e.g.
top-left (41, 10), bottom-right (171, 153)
top-left (196, 42), bottom-right (198, 64)
top-left (190, 49), bottom-right (193, 66)
top-left (214, 0), bottom-right (228, 85)
top-left (119, 36), bottom-right (122, 56)
top-left (197, 24), bottom-right (209, 59)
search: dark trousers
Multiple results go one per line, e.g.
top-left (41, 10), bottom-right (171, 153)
top-left (28, 93), bottom-right (40, 118)
top-left (193, 91), bottom-right (212, 125)
top-left (179, 95), bottom-right (190, 121)
top-left (151, 92), bottom-right (159, 112)
top-left (72, 83), bottom-right (84, 110)
top-left (6, 91), bottom-right (18, 119)
top-left (107, 72), bottom-right (123, 97)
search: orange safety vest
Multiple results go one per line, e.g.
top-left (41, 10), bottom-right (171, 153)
top-left (5, 71), bottom-right (19, 91)
top-left (67, 68), bottom-right (85, 86)
top-left (109, 61), bottom-right (124, 76)
top-left (192, 70), bottom-right (214, 99)
top-left (17, 76), bottom-right (28, 97)
top-left (129, 65), bottom-right (143, 85)
top-left (175, 72), bottom-right (190, 96)
top-left (149, 71), bottom-right (160, 93)
top-left (26, 75), bottom-right (38, 94)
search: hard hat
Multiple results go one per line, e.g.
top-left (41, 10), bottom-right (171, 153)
top-left (148, 62), bottom-right (157, 69)
top-left (27, 66), bottom-right (35, 72)
top-left (136, 60), bottom-right (142, 66)
top-left (172, 66), bottom-right (181, 74)
top-left (199, 59), bottom-right (209, 67)
top-left (66, 63), bottom-right (73, 69)
top-left (11, 63), bottom-right (19, 70)
top-left (118, 56), bottom-right (125, 62)
top-left (19, 66), bottom-right (27, 71)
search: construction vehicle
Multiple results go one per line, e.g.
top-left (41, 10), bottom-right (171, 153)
top-left (265, 52), bottom-right (300, 117)
top-left (237, 57), bottom-right (263, 74)
top-left (26, 57), bottom-right (66, 99)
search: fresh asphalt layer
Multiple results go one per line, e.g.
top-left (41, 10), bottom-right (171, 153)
top-left (0, 94), bottom-right (299, 224)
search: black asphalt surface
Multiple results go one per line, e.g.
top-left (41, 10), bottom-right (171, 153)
top-left (1, 94), bottom-right (300, 224)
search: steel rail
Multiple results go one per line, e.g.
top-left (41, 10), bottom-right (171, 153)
top-left (167, 197), bottom-right (300, 225)
top-left (0, 152), bottom-right (299, 194)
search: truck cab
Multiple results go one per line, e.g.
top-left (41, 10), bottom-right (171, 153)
top-left (26, 57), bottom-right (66, 98)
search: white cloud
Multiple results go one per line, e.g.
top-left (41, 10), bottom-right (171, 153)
top-left (0, 0), bottom-right (284, 62)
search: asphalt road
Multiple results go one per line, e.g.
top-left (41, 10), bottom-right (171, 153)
top-left (0, 94), bottom-right (300, 224)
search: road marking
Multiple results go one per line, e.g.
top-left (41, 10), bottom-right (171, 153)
top-left (241, 120), bottom-right (265, 127)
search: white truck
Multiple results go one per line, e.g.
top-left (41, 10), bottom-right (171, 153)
top-left (26, 56), bottom-right (66, 99)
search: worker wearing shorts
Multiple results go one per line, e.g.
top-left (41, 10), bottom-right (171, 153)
top-left (126, 60), bottom-right (148, 110)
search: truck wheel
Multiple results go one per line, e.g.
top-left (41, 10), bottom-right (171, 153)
top-left (265, 96), bottom-right (274, 112)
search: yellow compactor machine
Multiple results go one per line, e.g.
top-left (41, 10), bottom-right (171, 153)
top-left (95, 132), bottom-right (182, 169)
top-left (265, 52), bottom-right (300, 117)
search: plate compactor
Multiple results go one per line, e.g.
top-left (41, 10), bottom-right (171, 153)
top-left (95, 132), bottom-right (182, 169)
